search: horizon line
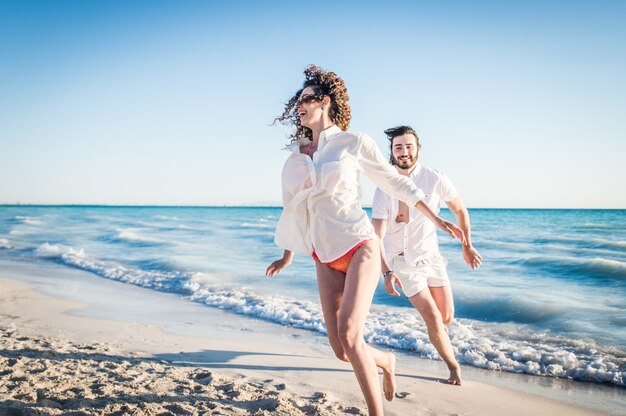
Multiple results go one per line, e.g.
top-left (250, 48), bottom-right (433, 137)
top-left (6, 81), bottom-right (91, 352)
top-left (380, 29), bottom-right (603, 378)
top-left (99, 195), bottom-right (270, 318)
top-left (0, 204), bottom-right (624, 210)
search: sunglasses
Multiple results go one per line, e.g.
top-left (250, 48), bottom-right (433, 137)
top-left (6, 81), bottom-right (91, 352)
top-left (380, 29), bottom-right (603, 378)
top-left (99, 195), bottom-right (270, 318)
top-left (295, 94), bottom-right (321, 106)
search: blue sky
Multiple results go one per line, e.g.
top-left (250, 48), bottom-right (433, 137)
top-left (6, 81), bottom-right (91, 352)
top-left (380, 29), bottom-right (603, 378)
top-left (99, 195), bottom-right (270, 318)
top-left (1, 1), bottom-right (624, 208)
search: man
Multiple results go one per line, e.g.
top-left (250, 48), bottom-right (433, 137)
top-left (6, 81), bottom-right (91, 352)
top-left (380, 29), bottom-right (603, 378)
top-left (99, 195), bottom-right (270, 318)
top-left (371, 125), bottom-right (482, 386)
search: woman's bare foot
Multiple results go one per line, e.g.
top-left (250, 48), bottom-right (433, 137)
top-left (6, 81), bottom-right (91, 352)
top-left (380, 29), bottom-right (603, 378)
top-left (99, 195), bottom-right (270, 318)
top-left (382, 352), bottom-right (397, 401)
top-left (447, 365), bottom-right (462, 386)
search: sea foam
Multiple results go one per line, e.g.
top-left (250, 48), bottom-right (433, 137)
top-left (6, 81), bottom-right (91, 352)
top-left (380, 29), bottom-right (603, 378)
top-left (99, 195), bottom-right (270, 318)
top-left (240, 222), bottom-right (273, 229)
top-left (13, 216), bottom-right (43, 225)
top-left (35, 242), bottom-right (85, 259)
top-left (114, 229), bottom-right (165, 246)
top-left (154, 215), bottom-right (180, 221)
top-left (518, 255), bottom-right (626, 281)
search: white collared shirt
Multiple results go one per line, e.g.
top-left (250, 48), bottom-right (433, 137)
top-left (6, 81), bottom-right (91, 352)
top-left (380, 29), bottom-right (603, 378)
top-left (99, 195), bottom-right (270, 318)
top-left (372, 162), bottom-right (459, 265)
top-left (274, 125), bottom-right (425, 263)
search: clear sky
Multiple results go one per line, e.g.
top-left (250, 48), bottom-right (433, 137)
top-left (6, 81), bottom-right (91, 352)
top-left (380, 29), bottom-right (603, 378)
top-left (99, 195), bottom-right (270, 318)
top-left (1, 0), bottom-right (625, 208)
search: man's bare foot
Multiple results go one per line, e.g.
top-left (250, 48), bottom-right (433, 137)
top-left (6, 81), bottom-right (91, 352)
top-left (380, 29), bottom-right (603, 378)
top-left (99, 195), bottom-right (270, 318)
top-left (447, 366), bottom-right (462, 386)
top-left (382, 352), bottom-right (397, 401)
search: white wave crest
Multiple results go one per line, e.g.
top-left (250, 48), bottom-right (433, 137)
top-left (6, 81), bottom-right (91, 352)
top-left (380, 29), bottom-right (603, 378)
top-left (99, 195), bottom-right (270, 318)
top-left (590, 238), bottom-right (626, 250)
top-left (365, 311), bottom-right (624, 385)
top-left (0, 238), bottom-right (12, 249)
top-left (34, 243), bottom-right (183, 287)
top-left (116, 228), bottom-right (162, 244)
top-left (521, 255), bottom-right (626, 278)
top-left (589, 257), bottom-right (626, 270)
top-left (35, 243), bottom-right (85, 259)
top-left (14, 216), bottom-right (43, 225)
top-left (581, 223), bottom-right (626, 230)
top-left (241, 222), bottom-right (273, 229)
top-left (185, 279), bottom-right (326, 333)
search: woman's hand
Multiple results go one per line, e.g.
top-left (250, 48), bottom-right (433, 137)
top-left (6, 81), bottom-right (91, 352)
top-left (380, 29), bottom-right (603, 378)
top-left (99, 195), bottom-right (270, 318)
top-left (437, 218), bottom-right (467, 245)
top-left (266, 250), bottom-right (294, 277)
top-left (266, 258), bottom-right (291, 277)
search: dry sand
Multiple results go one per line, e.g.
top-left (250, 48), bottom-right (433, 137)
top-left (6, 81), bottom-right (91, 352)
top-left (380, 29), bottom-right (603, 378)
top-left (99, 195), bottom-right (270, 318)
top-left (0, 325), bottom-right (358, 415)
top-left (0, 268), bottom-right (618, 416)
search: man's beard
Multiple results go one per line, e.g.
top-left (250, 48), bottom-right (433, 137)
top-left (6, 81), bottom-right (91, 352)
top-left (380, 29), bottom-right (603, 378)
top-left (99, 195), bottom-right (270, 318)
top-left (393, 157), bottom-right (417, 170)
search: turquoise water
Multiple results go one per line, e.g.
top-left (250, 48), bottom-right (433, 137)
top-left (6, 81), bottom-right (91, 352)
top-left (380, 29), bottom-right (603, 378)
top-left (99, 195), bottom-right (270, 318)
top-left (0, 206), bottom-right (624, 386)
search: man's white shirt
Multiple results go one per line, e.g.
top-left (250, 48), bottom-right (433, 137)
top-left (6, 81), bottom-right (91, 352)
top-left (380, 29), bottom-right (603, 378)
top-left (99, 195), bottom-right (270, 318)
top-left (372, 162), bottom-right (458, 266)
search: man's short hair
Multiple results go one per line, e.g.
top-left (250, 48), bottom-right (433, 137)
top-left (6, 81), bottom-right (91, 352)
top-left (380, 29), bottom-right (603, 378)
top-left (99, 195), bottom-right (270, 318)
top-left (384, 125), bottom-right (420, 145)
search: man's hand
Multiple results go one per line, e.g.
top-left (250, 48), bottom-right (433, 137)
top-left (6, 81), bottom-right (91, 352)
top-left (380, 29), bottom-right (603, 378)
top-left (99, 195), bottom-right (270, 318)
top-left (266, 258), bottom-right (291, 277)
top-left (384, 272), bottom-right (404, 296)
top-left (462, 245), bottom-right (483, 270)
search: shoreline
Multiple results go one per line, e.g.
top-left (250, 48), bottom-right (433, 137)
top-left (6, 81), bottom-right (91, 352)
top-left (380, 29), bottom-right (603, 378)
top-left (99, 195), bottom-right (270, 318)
top-left (1, 259), bottom-right (622, 415)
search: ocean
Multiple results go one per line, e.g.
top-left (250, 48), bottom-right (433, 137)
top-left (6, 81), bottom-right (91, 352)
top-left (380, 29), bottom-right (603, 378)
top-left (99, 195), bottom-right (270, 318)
top-left (0, 206), bottom-right (624, 387)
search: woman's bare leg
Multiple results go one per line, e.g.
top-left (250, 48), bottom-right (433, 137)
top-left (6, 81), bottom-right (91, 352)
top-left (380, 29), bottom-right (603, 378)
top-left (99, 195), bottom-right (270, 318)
top-left (316, 262), bottom-right (349, 361)
top-left (367, 345), bottom-right (396, 401)
top-left (316, 259), bottom-right (397, 403)
top-left (339, 240), bottom-right (386, 415)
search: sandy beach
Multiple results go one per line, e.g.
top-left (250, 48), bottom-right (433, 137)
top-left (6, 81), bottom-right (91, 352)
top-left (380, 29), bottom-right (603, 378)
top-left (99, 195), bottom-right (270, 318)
top-left (0, 260), bottom-right (622, 416)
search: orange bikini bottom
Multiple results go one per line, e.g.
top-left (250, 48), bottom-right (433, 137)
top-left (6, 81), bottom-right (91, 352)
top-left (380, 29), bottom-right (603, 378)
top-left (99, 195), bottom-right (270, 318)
top-left (311, 240), bottom-right (370, 273)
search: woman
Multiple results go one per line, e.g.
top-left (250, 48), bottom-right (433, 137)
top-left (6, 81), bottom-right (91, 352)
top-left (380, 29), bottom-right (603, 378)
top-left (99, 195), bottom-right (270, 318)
top-left (266, 65), bottom-right (464, 416)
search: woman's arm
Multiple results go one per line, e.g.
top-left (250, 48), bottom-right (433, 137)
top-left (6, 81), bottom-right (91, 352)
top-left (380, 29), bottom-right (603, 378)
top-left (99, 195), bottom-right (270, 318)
top-left (415, 200), bottom-right (466, 244)
top-left (358, 134), bottom-right (466, 243)
top-left (358, 134), bottom-right (425, 207)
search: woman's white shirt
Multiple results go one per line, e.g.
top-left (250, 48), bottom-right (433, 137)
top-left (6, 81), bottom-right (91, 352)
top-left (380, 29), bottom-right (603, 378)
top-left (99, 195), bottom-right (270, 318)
top-left (274, 125), bottom-right (425, 263)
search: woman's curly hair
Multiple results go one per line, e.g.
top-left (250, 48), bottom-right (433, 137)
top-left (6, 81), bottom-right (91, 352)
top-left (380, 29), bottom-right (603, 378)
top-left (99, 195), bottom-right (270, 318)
top-left (275, 65), bottom-right (351, 142)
